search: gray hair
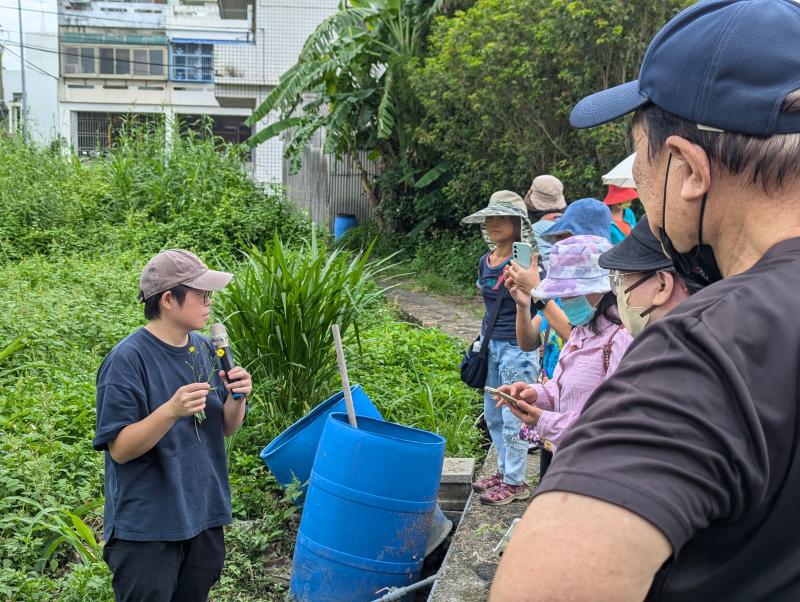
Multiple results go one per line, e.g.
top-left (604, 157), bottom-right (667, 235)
top-left (632, 93), bottom-right (800, 192)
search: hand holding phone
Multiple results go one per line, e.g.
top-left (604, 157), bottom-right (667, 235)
top-left (484, 386), bottom-right (520, 407)
top-left (512, 242), bottom-right (532, 269)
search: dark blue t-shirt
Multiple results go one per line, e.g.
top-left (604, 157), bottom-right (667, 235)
top-left (94, 328), bottom-right (235, 542)
top-left (478, 252), bottom-right (522, 341)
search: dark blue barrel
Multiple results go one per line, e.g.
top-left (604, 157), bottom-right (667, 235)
top-left (290, 413), bottom-right (446, 601)
top-left (333, 214), bottom-right (358, 240)
top-left (260, 385), bottom-right (381, 497)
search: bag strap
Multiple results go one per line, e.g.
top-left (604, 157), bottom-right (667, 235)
top-left (602, 326), bottom-right (624, 375)
top-left (480, 285), bottom-right (507, 356)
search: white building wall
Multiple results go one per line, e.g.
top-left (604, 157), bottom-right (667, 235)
top-left (0, 0), bottom-right (60, 143)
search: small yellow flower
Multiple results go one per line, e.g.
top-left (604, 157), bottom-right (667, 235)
top-left (216, 348), bottom-right (225, 358)
top-left (189, 346), bottom-right (196, 353)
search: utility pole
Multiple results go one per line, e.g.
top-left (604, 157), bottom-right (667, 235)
top-left (17, 0), bottom-right (28, 141)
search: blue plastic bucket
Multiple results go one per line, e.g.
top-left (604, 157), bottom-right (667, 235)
top-left (260, 385), bottom-right (381, 492)
top-left (290, 413), bottom-right (446, 601)
top-left (333, 214), bottom-right (358, 240)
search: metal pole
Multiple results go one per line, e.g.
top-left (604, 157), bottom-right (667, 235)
top-left (16, 0), bottom-right (28, 141)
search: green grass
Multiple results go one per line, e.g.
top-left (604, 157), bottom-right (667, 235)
top-left (0, 125), bottom-right (485, 600)
top-left (0, 251), bottom-right (484, 600)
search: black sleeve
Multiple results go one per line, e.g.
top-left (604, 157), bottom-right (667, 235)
top-left (535, 313), bottom-right (768, 553)
top-left (93, 351), bottom-right (149, 451)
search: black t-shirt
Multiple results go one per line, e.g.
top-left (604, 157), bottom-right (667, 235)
top-left (94, 328), bottom-right (236, 542)
top-left (536, 237), bottom-right (800, 600)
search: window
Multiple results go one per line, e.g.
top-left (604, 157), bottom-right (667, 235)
top-left (61, 45), bottom-right (165, 79)
top-left (99, 48), bottom-right (114, 74)
top-left (64, 46), bottom-right (95, 74)
top-left (170, 43), bottom-right (213, 82)
top-left (178, 114), bottom-right (252, 158)
top-left (75, 112), bottom-right (163, 156)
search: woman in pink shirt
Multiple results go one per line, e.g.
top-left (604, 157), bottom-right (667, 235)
top-left (496, 235), bottom-right (632, 483)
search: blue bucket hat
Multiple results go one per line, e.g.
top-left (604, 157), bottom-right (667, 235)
top-left (541, 198), bottom-right (611, 242)
top-left (570, 0), bottom-right (800, 135)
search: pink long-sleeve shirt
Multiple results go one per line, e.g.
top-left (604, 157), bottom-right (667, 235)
top-left (531, 316), bottom-right (633, 451)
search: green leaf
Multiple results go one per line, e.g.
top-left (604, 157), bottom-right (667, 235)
top-left (246, 117), bottom-right (306, 147)
top-left (414, 160), bottom-right (453, 189)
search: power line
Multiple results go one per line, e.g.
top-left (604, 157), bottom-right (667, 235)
top-left (0, 3), bottom-right (257, 30)
top-left (18, 41), bottom-right (219, 72)
top-left (1, 43), bottom-right (58, 79)
top-left (0, 29), bottom-right (253, 42)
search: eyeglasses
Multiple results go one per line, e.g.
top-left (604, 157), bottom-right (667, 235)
top-left (188, 288), bottom-right (213, 304)
top-left (609, 270), bottom-right (656, 296)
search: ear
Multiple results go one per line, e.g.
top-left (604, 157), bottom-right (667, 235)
top-left (651, 271), bottom-right (674, 307)
top-left (665, 135), bottom-right (711, 203)
top-left (160, 291), bottom-right (175, 313)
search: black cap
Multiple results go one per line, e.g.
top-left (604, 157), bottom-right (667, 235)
top-left (599, 216), bottom-right (673, 272)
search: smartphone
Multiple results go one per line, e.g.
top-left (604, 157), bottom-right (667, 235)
top-left (484, 386), bottom-right (520, 407)
top-left (512, 242), bottom-right (532, 269)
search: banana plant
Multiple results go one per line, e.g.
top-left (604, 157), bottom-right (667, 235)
top-left (246, 0), bottom-right (450, 228)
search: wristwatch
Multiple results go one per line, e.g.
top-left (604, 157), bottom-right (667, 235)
top-left (532, 297), bottom-right (548, 312)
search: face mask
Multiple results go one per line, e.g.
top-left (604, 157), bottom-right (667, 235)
top-left (616, 273), bottom-right (658, 337)
top-left (561, 296), bottom-right (597, 327)
top-left (619, 202), bottom-right (632, 210)
top-left (658, 154), bottom-right (720, 289)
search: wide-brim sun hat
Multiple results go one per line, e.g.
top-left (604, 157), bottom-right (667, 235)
top-left (533, 235), bottom-right (612, 299)
top-left (603, 185), bottom-right (639, 206)
top-left (598, 215), bottom-right (673, 272)
top-left (569, 0), bottom-right (800, 136)
top-left (542, 198), bottom-right (611, 241)
top-left (461, 190), bottom-right (534, 246)
top-left (527, 175), bottom-right (567, 212)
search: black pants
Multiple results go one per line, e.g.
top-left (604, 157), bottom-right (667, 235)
top-left (539, 449), bottom-right (553, 481)
top-left (103, 527), bottom-right (225, 602)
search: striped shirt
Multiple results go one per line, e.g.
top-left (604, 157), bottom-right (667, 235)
top-left (526, 315), bottom-right (632, 451)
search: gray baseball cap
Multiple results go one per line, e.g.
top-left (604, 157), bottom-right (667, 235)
top-left (138, 249), bottom-right (233, 302)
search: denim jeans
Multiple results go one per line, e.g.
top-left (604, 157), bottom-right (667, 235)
top-left (483, 338), bottom-right (539, 486)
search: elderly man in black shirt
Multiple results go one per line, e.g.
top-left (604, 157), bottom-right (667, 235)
top-left (491, 1), bottom-right (800, 600)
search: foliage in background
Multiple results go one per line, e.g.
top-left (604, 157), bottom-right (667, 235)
top-left (246, 0), bottom-right (474, 227)
top-left (0, 121), bottom-right (310, 262)
top-left (389, 0), bottom-right (693, 230)
top-left (338, 223), bottom-right (487, 296)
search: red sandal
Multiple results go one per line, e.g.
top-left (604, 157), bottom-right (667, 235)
top-left (472, 472), bottom-right (504, 493)
top-left (479, 482), bottom-right (530, 505)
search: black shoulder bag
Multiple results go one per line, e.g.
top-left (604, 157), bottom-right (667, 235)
top-left (460, 286), bottom-right (507, 389)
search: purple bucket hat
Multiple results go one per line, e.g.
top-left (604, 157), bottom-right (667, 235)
top-left (533, 235), bottom-right (612, 299)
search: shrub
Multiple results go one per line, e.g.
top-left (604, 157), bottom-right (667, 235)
top-left (0, 121), bottom-right (311, 262)
top-left (409, 0), bottom-right (691, 223)
top-left (214, 230), bottom-right (397, 434)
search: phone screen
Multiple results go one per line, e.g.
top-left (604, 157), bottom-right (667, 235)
top-left (484, 386), bottom-right (519, 407)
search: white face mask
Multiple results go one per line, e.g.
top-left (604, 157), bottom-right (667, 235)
top-left (615, 272), bottom-right (658, 337)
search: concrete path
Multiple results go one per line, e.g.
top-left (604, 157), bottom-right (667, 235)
top-left (383, 282), bottom-right (483, 343)
top-left (427, 445), bottom-right (540, 602)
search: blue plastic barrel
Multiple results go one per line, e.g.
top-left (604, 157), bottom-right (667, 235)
top-left (290, 413), bottom-right (446, 602)
top-left (260, 385), bottom-right (381, 494)
top-left (333, 214), bottom-right (358, 240)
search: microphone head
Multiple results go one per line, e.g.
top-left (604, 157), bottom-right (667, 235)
top-left (209, 323), bottom-right (229, 349)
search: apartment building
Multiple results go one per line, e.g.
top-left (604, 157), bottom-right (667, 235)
top-left (56, 0), bottom-right (338, 184)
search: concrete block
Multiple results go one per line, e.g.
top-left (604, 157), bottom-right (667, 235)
top-left (440, 457), bottom-right (475, 483)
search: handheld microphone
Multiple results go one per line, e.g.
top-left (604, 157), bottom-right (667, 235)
top-left (209, 323), bottom-right (245, 400)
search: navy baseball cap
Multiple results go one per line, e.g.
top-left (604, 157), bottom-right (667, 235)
top-left (571, 0), bottom-right (800, 135)
top-left (599, 216), bottom-right (674, 273)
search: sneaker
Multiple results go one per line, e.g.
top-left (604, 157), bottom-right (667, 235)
top-left (472, 472), bottom-right (504, 493)
top-left (479, 482), bottom-right (530, 506)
